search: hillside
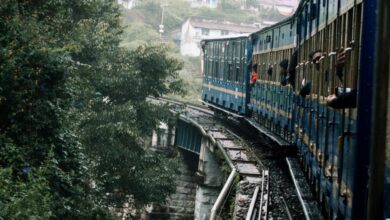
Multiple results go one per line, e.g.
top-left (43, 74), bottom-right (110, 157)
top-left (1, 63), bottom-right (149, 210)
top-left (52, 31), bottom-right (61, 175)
top-left (118, 0), bottom-right (286, 102)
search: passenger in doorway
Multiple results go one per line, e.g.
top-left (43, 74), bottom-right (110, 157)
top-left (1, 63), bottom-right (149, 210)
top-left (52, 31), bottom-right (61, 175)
top-left (267, 65), bottom-right (273, 76)
top-left (299, 49), bottom-right (322, 97)
top-left (250, 63), bottom-right (258, 89)
top-left (279, 59), bottom-right (289, 86)
top-left (287, 50), bottom-right (298, 88)
top-left (326, 48), bottom-right (357, 109)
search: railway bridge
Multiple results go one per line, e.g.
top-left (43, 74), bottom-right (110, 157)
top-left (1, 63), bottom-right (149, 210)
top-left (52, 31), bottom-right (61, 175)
top-left (145, 99), bottom-right (322, 220)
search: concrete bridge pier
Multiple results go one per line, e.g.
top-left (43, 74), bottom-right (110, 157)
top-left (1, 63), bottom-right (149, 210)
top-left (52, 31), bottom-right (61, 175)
top-left (194, 138), bottom-right (224, 220)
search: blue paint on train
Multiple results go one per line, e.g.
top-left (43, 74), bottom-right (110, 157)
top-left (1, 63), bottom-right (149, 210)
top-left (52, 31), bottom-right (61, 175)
top-left (200, 0), bottom-right (386, 218)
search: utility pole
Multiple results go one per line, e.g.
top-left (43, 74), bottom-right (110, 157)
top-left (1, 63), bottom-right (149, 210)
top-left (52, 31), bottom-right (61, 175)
top-left (159, 1), bottom-right (168, 39)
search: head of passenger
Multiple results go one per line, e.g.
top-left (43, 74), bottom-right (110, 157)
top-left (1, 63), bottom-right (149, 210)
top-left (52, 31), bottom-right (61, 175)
top-left (279, 59), bottom-right (289, 73)
top-left (252, 64), bottom-right (258, 73)
top-left (267, 65), bottom-right (273, 76)
top-left (309, 50), bottom-right (322, 71)
top-left (279, 59), bottom-right (289, 86)
top-left (287, 50), bottom-right (298, 88)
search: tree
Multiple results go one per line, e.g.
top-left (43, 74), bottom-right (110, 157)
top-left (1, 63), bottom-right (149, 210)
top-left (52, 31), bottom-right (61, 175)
top-left (0, 1), bottom-right (101, 218)
top-left (76, 45), bottom-right (185, 208)
top-left (1, 0), bottom-right (185, 217)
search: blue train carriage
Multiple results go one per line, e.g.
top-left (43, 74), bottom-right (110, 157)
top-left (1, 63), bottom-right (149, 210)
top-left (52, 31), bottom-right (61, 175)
top-left (293, 0), bottom-right (364, 219)
top-left (249, 17), bottom-right (296, 142)
top-left (201, 35), bottom-right (251, 115)
top-left (370, 1), bottom-right (390, 218)
top-left (365, 0), bottom-right (389, 219)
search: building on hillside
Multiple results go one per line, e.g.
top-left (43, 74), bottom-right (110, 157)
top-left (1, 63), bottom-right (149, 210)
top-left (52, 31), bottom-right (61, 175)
top-left (117, 0), bottom-right (139, 9)
top-left (186, 0), bottom-right (220, 8)
top-left (180, 17), bottom-right (260, 57)
top-left (255, 0), bottom-right (299, 16)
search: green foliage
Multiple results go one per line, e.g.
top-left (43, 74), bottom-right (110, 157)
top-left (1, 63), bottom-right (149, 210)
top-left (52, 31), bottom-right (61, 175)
top-left (0, 167), bottom-right (53, 219)
top-left (121, 23), bottom-right (160, 49)
top-left (123, 0), bottom-right (189, 34)
top-left (77, 44), bottom-right (184, 207)
top-left (0, 0), bottom-right (101, 217)
top-left (1, 0), bottom-right (183, 217)
top-left (221, 0), bottom-right (241, 10)
top-left (119, 0), bottom-right (263, 104)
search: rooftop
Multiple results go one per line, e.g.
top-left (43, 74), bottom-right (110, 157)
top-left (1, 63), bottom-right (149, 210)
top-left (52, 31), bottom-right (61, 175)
top-left (188, 17), bottom-right (260, 33)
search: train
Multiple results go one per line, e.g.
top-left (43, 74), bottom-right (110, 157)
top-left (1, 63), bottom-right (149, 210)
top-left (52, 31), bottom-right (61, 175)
top-left (200, 0), bottom-right (390, 219)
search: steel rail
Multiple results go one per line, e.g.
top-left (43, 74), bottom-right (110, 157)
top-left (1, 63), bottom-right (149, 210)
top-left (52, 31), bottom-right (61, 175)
top-left (286, 159), bottom-right (310, 220)
top-left (246, 186), bottom-right (260, 220)
top-left (258, 169), bottom-right (269, 220)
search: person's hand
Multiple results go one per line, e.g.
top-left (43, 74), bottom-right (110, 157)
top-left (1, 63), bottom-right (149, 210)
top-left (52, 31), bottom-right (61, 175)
top-left (335, 48), bottom-right (345, 69)
top-left (326, 94), bottom-right (337, 105)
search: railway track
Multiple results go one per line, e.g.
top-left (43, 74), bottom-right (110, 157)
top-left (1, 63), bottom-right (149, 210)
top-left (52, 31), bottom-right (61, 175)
top-left (223, 118), bottom-right (304, 220)
top-left (151, 97), bottom-right (303, 220)
top-left (246, 169), bottom-right (270, 220)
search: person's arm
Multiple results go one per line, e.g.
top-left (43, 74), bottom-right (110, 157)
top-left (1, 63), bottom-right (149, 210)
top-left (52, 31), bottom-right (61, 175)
top-left (327, 89), bottom-right (357, 109)
top-left (299, 81), bottom-right (311, 97)
top-left (335, 48), bottom-right (346, 81)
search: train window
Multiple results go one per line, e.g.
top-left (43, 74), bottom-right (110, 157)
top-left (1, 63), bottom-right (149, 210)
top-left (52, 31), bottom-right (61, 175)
top-left (225, 42), bottom-right (230, 81)
top-left (224, 42), bottom-right (228, 80)
top-left (232, 42), bottom-right (236, 82)
top-left (215, 60), bottom-right (219, 79)
top-left (266, 35), bottom-right (271, 43)
top-left (282, 33), bottom-right (284, 39)
top-left (228, 63), bottom-right (232, 81)
top-left (215, 42), bottom-right (219, 79)
top-left (208, 59), bottom-right (212, 77)
top-left (310, 3), bottom-right (317, 20)
top-left (236, 67), bottom-right (240, 82)
top-left (201, 28), bottom-right (210, 36)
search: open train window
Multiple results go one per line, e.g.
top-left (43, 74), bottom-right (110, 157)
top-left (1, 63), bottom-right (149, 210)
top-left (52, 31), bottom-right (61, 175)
top-left (215, 60), bottom-right (219, 79)
top-left (235, 67), bottom-right (240, 82)
top-left (228, 63), bottom-right (232, 81)
top-left (310, 2), bottom-right (317, 20)
top-left (219, 59), bottom-right (224, 80)
top-left (266, 35), bottom-right (271, 43)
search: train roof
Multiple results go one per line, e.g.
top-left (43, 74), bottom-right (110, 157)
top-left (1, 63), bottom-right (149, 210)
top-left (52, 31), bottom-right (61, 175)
top-left (201, 0), bottom-right (310, 43)
top-left (200, 34), bottom-right (250, 43)
top-left (295, 0), bottom-right (309, 14)
top-left (250, 16), bottom-right (295, 37)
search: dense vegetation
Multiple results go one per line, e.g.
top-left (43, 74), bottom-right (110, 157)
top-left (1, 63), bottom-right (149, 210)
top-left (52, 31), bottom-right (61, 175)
top-left (120, 0), bottom-right (285, 103)
top-left (0, 0), bottom-right (184, 218)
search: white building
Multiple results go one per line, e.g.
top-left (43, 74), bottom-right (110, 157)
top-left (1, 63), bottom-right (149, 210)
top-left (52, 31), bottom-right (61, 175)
top-left (256, 0), bottom-right (299, 16)
top-left (117, 0), bottom-right (139, 9)
top-left (180, 17), bottom-right (260, 57)
top-left (186, 0), bottom-right (220, 8)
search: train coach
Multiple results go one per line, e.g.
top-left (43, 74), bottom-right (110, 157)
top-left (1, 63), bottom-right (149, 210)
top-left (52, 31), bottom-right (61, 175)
top-left (200, 0), bottom-right (390, 219)
top-left (200, 35), bottom-right (252, 116)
